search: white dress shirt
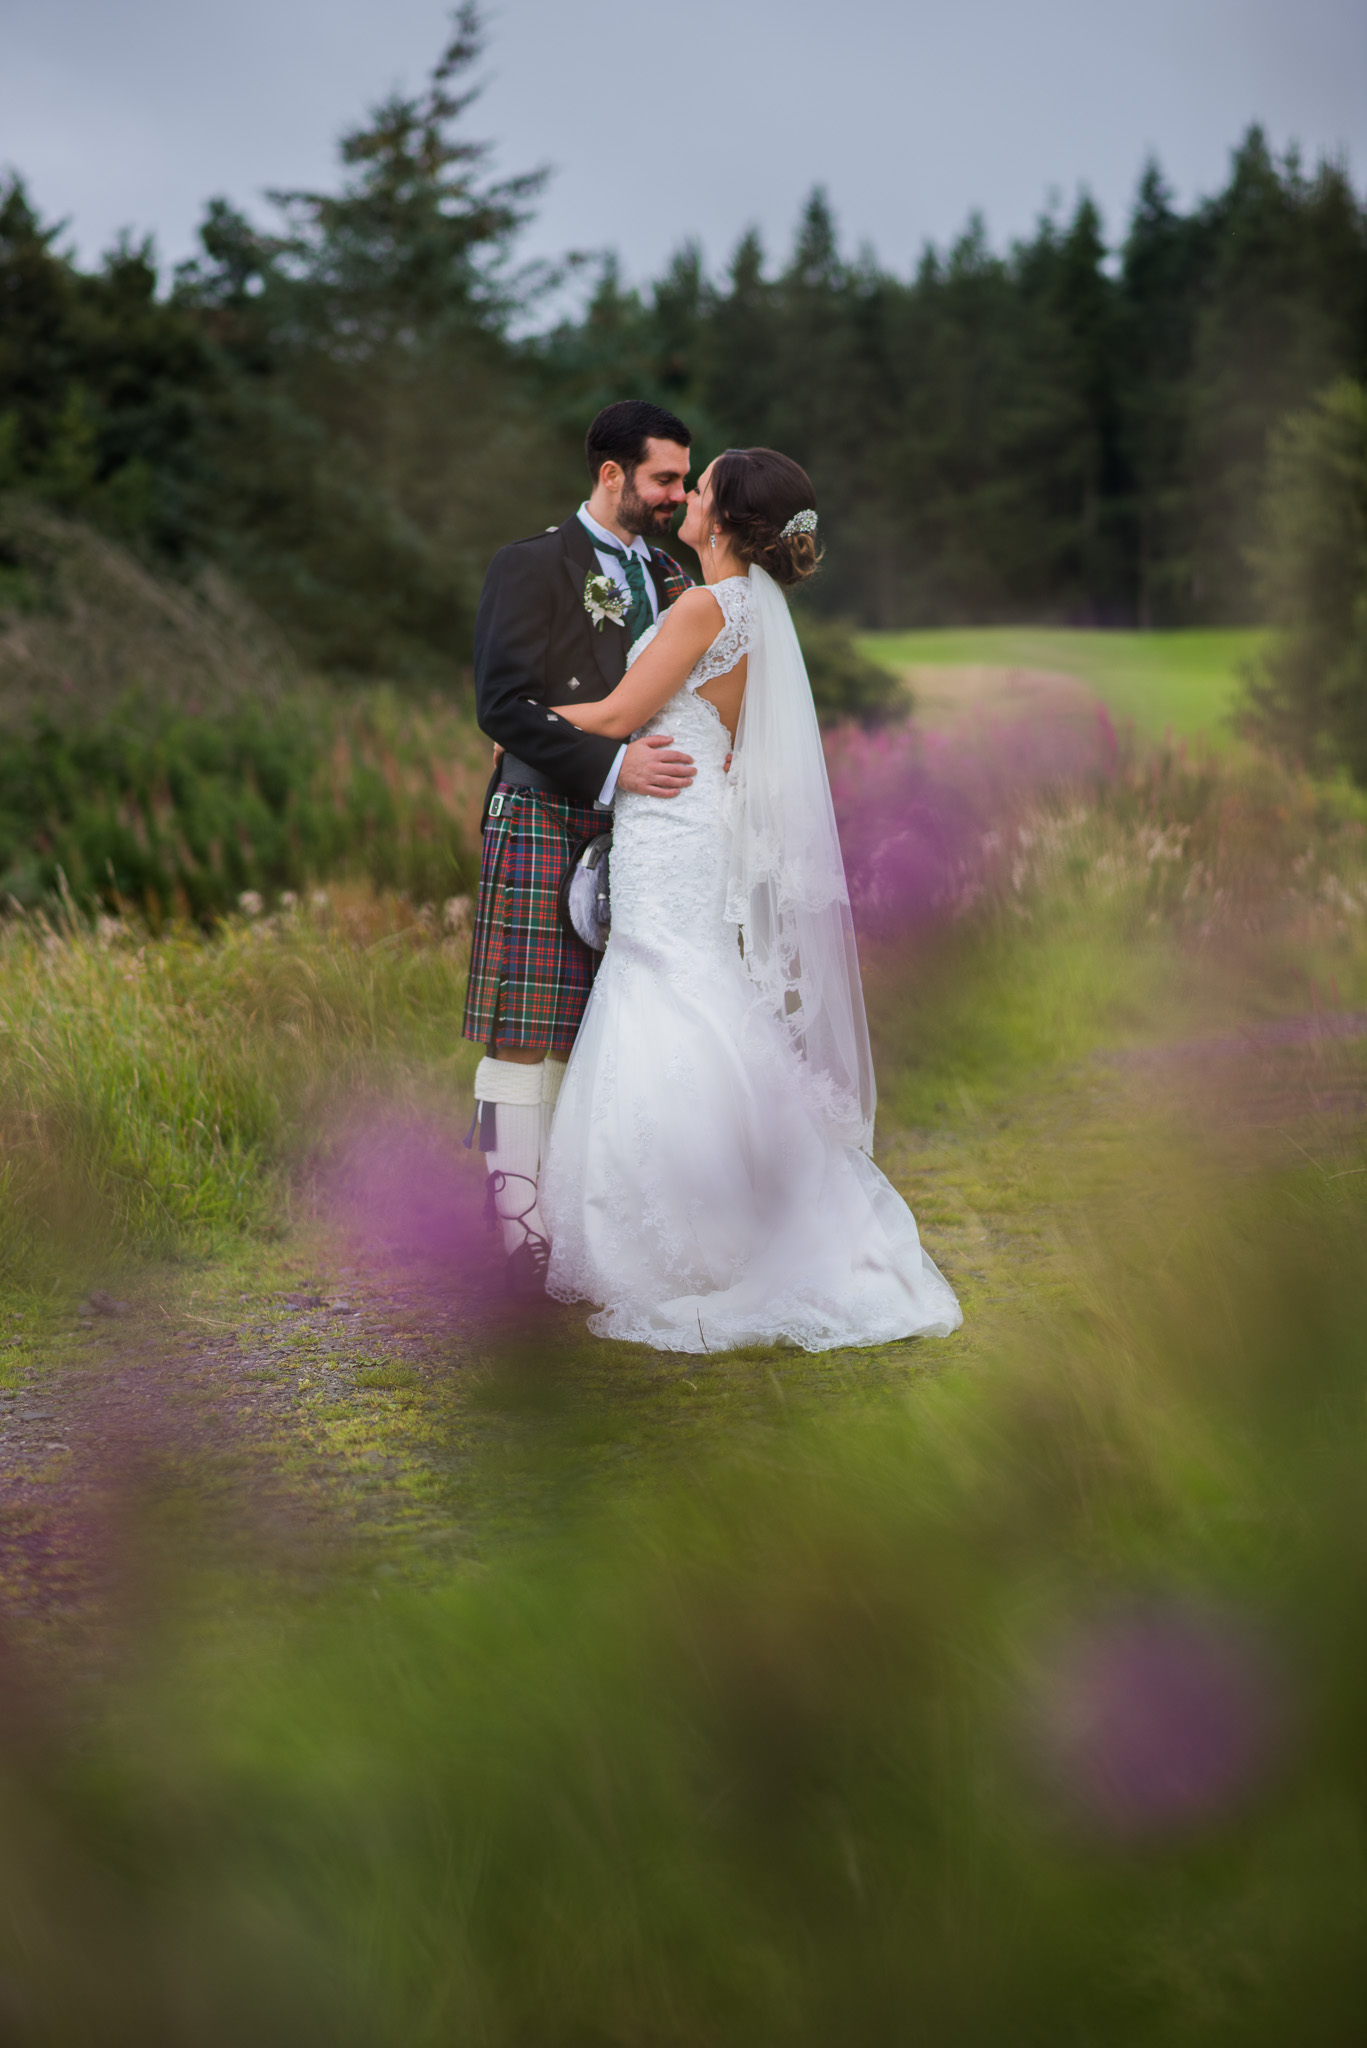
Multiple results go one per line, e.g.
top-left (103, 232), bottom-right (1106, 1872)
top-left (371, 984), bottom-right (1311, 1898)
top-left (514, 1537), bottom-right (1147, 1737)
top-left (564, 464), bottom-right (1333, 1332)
top-left (577, 503), bottom-right (661, 806)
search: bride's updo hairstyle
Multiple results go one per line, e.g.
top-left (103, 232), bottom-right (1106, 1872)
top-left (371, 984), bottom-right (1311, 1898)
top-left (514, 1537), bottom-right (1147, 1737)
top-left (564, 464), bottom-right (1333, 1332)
top-left (709, 447), bottom-right (821, 588)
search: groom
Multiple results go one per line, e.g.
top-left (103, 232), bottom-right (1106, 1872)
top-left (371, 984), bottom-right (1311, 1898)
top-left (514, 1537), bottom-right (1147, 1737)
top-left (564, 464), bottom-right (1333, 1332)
top-left (462, 399), bottom-right (697, 1293)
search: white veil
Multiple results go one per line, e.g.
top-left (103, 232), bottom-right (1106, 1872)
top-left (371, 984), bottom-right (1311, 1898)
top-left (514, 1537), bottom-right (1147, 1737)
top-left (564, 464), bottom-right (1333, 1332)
top-left (725, 566), bottom-right (877, 1154)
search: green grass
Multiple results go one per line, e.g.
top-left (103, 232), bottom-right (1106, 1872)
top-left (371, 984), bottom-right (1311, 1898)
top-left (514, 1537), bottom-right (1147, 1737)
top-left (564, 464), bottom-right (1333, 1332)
top-left (859, 626), bottom-right (1266, 743)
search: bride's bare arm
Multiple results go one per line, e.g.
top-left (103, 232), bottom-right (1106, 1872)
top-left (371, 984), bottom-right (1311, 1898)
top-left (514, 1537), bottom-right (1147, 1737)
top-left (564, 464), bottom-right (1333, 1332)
top-left (552, 589), bottom-right (724, 738)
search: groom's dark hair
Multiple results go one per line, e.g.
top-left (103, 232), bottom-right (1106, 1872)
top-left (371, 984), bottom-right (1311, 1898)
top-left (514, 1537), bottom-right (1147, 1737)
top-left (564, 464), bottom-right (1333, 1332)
top-left (586, 401), bottom-right (692, 483)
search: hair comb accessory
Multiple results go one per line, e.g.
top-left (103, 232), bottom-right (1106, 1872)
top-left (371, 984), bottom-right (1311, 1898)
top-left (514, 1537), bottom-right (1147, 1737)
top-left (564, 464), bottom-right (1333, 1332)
top-left (779, 508), bottom-right (818, 540)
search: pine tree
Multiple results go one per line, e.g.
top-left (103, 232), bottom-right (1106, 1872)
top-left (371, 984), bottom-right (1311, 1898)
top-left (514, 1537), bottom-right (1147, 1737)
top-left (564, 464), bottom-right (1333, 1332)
top-left (261, 0), bottom-right (545, 347)
top-left (0, 180), bottom-right (216, 553)
top-left (1117, 161), bottom-right (1208, 624)
top-left (175, 2), bottom-right (561, 676)
top-left (699, 228), bottom-right (778, 450)
top-left (1007, 195), bottom-right (1122, 619)
top-left (1189, 127), bottom-right (1367, 617)
top-left (1247, 378), bottom-right (1367, 777)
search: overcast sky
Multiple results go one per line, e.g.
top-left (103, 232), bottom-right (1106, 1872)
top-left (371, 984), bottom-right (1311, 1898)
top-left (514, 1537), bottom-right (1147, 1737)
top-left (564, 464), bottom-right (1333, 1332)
top-left (2, 0), bottom-right (1364, 299)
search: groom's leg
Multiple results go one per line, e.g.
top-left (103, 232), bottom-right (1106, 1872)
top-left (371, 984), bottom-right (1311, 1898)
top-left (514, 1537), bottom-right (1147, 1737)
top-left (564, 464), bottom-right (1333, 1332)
top-left (461, 781), bottom-right (600, 1292)
top-left (473, 1054), bottom-right (549, 1262)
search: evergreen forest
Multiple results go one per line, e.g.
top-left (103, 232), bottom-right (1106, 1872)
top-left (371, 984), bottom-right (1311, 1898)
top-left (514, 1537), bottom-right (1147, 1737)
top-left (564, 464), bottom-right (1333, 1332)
top-left (3, 3), bottom-right (1365, 686)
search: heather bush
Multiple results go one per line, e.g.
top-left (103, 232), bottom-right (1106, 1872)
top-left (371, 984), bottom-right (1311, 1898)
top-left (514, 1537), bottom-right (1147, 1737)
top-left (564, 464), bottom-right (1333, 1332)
top-left (0, 689), bottom-right (486, 922)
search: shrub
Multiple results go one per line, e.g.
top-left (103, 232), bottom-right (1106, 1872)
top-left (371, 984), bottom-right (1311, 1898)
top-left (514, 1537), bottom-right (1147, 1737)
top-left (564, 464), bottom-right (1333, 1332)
top-left (795, 614), bottom-right (905, 725)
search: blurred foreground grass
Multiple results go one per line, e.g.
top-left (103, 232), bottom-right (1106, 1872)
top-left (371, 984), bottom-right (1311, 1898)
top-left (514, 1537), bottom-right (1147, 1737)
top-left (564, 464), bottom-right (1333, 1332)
top-left (6, 1131), bottom-right (1367, 2042)
top-left (0, 726), bottom-right (1365, 2038)
top-left (860, 626), bottom-right (1265, 744)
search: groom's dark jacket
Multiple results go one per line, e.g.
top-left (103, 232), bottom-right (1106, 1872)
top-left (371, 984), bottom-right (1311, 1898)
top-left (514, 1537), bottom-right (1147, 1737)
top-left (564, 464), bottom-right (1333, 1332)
top-left (473, 515), bottom-right (692, 808)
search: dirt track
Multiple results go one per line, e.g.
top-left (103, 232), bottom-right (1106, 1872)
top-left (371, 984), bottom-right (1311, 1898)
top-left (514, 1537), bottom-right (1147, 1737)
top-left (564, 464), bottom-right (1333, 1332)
top-left (0, 1253), bottom-right (484, 1658)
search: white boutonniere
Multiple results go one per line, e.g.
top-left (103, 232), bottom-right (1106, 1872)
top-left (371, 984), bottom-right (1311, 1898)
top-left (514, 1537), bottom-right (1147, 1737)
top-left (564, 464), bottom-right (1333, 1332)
top-left (584, 570), bottom-right (627, 631)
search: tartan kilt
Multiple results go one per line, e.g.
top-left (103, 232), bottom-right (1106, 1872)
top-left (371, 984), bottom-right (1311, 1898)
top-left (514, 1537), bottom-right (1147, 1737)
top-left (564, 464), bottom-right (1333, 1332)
top-left (462, 783), bottom-right (605, 1054)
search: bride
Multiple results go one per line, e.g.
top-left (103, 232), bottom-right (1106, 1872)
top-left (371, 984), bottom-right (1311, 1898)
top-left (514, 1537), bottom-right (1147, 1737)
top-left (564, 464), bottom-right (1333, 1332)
top-left (541, 447), bottom-right (962, 1353)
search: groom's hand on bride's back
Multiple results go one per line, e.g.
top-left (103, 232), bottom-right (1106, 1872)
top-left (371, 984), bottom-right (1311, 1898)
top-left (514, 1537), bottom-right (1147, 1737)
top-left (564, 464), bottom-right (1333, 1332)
top-left (617, 734), bottom-right (696, 798)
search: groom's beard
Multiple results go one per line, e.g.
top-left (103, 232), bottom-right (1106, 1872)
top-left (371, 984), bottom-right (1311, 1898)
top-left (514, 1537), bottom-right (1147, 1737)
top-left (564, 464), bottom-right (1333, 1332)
top-left (617, 475), bottom-right (677, 541)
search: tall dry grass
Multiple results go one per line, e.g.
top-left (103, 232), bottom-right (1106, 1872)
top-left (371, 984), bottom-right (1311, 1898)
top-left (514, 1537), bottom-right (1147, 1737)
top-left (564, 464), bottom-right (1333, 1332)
top-left (0, 890), bottom-right (479, 1276)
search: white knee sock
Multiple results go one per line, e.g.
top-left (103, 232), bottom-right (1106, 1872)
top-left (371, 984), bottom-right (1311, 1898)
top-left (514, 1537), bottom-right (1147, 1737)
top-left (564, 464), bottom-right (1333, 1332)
top-left (474, 1056), bottom-right (548, 1255)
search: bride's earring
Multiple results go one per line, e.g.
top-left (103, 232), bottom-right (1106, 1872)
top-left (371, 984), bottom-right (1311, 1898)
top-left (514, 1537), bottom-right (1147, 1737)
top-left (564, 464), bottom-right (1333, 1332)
top-left (709, 532), bottom-right (717, 551)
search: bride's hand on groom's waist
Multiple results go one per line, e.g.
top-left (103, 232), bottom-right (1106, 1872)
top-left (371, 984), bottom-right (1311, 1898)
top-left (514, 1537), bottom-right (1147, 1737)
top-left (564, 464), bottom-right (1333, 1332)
top-left (617, 734), bottom-right (696, 799)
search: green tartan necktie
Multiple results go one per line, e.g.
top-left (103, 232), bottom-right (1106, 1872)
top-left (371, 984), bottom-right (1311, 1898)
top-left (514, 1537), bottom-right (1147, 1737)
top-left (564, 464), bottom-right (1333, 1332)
top-left (586, 530), bottom-right (655, 647)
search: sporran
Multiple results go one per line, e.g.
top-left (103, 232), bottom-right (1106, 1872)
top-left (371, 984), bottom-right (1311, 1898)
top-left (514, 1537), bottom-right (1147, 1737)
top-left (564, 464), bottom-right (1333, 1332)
top-left (558, 830), bottom-right (612, 952)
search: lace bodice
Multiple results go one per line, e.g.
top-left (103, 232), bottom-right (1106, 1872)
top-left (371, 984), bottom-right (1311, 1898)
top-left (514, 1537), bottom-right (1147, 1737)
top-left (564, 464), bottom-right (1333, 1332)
top-left (624, 574), bottom-right (753, 705)
top-left (684, 574), bottom-right (753, 690)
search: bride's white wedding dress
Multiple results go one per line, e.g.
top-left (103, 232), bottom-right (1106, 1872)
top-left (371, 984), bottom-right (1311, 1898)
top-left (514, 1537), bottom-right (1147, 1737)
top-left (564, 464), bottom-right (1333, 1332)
top-left (542, 571), bottom-right (962, 1353)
